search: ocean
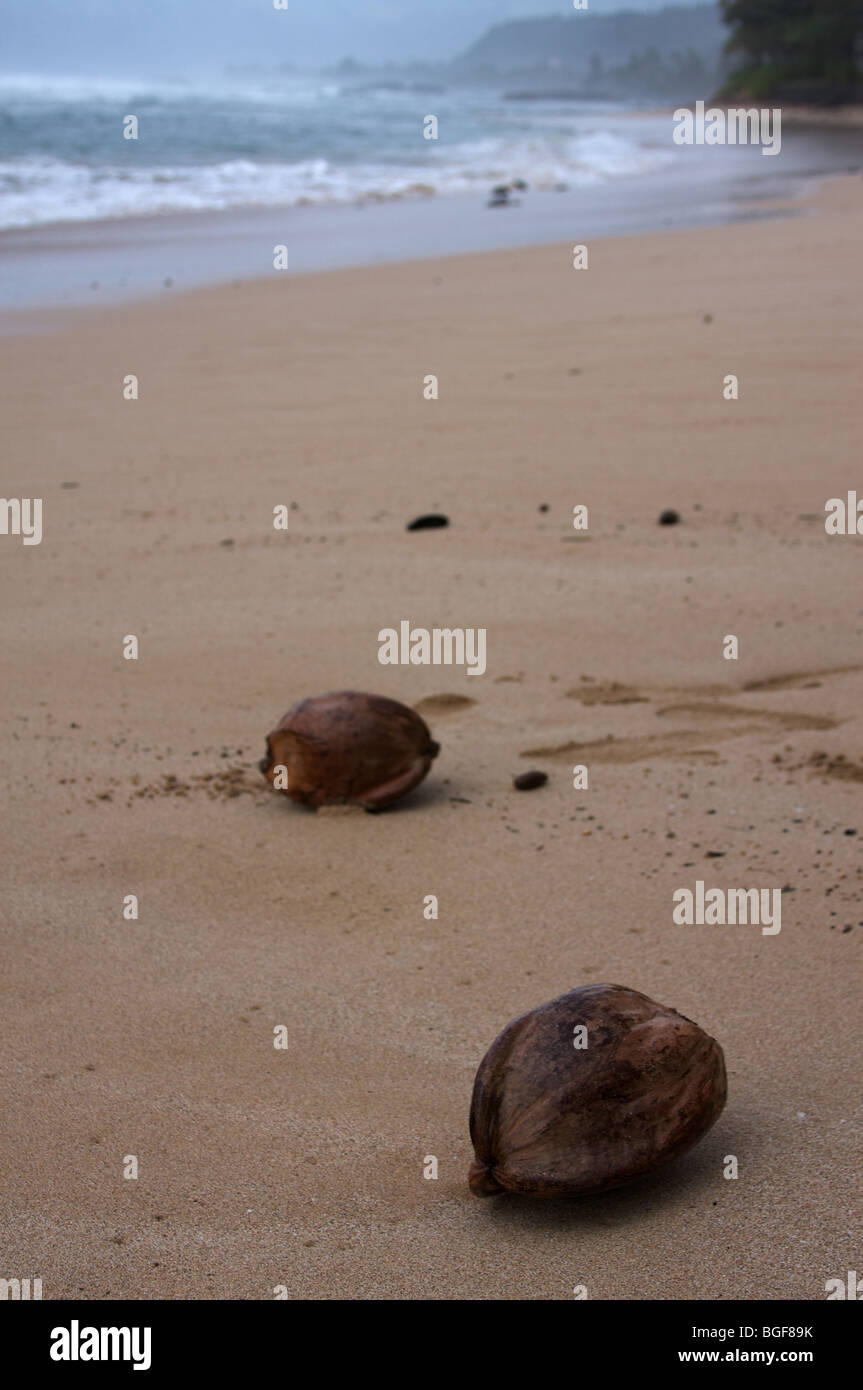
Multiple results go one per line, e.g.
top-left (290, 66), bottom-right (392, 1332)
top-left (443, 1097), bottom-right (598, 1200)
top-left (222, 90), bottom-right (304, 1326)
top-left (0, 72), bottom-right (683, 229)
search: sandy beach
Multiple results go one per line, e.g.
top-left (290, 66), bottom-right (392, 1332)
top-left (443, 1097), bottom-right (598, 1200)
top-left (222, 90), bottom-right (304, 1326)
top-left (2, 174), bottom-right (861, 1301)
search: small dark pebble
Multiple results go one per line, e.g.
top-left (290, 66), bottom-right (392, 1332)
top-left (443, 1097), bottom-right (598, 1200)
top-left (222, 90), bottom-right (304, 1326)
top-left (514, 770), bottom-right (548, 791)
top-left (705, 850), bottom-right (725, 858)
top-left (659, 510), bottom-right (681, 526)
top-left (407, 514), bottom-right (449, 531)
top-left (220, 538), bottom-right (235, 547)
top-left (538, 503), bottom-right (550, 513)
top-left (844, 828), bottom-right (856, 836)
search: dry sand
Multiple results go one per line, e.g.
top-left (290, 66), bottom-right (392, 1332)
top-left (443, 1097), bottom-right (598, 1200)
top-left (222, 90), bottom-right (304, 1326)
top-left (2, 176), bottom-right (861, 1300)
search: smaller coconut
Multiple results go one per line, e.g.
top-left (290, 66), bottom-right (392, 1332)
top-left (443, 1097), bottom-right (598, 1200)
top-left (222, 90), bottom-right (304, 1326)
top-left (260, 691), bottom-right (439, 810)
top-left (469, 983), bottom-right (726, 1197)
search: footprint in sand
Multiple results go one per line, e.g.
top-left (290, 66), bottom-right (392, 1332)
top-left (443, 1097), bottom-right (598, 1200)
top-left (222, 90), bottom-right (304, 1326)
top-left (772, 748), bottom-right (863, 783)
top-left (809, 755), bottom-right (863, 783)
top-left (412, 694), bottom-right (477, 716)
top-left (522, 670), bottom-right (848, 766)
top-left (520, 707), bottom-right (839, 767)
top-left (520, 732), bottom-right (726, 765)
top-left (563, 664), bottom-right (862, 707)
top-left (655, 702), bottom-right (836, 730)
top-left (742, 664), bottom-right (862, 692)
top-left (566, 680), bottom-right (648, 706)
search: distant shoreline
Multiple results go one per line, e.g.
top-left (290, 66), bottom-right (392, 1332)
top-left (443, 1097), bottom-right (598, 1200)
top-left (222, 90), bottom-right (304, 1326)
top-left (630, 103), bottom-right (863, 129)
top-left (771, 103), bottom-right (863, 128)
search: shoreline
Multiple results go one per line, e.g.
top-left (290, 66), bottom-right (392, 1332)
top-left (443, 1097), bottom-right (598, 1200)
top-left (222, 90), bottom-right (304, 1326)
top-left (735, 102), bottom-right (863, 128)
top-left (2, 124), bottom-right (862, 316)
top-left (0, 170), bottom-right (852, 339)
top-left (0, 198), bottom-right (809, 338)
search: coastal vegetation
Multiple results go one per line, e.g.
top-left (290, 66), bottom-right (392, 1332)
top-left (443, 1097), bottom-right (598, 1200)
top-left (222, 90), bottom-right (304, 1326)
top-left (719, 0), bottom-right (863, 103)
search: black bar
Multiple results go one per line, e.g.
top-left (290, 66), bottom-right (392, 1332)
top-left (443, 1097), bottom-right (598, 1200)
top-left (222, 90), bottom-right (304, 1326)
top-left (8, 1299), bottom-right (855, 1375)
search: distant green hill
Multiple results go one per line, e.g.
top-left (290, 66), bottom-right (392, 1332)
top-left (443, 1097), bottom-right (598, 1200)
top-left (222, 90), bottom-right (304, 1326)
top-left (450, 4), bottom-right (727, 100)
top-left (453, 5), bottom-right (724, 73)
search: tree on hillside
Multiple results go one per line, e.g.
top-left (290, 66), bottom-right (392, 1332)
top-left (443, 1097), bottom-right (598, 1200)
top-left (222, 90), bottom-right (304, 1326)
top-left (720, 0), bottom-right (862, 95)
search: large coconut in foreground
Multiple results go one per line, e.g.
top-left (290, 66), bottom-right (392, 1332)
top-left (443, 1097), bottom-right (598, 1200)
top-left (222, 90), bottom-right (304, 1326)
top-left (469, 983), bottom-right (726, 1197)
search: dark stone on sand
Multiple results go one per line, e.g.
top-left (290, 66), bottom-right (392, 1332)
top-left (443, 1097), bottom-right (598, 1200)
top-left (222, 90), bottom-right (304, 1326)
top-left (538, 503), bottom-right (550, 513)
top-left (659, 510), bottom-right (681, 526)
top-left (407, 514), bottom-right (449, 531)
top-left (514, 770), bottom-right (548, 791)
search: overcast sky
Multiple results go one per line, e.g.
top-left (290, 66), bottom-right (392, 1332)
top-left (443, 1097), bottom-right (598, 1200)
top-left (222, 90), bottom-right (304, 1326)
top-left (0, 0), bottom-right (718, 74)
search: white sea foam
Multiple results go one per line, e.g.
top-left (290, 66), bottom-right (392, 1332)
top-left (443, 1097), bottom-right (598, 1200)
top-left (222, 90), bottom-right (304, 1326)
top-left (0, 72), bottom-right (674, 229)
top-left (0, 71), bottom-right (338, 107)
top-left (0, 135), bottom-right (672, 230)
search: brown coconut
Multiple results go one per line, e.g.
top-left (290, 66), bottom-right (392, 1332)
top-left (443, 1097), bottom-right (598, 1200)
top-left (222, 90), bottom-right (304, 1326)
top-left (469, 983), bottom-right (726, 1197)
top-left (260, 690), bottom-right (439, 810)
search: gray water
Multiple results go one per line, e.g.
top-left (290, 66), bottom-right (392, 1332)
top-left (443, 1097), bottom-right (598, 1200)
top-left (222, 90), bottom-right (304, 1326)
top-left (0, 74), bottom-right (676, 227)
